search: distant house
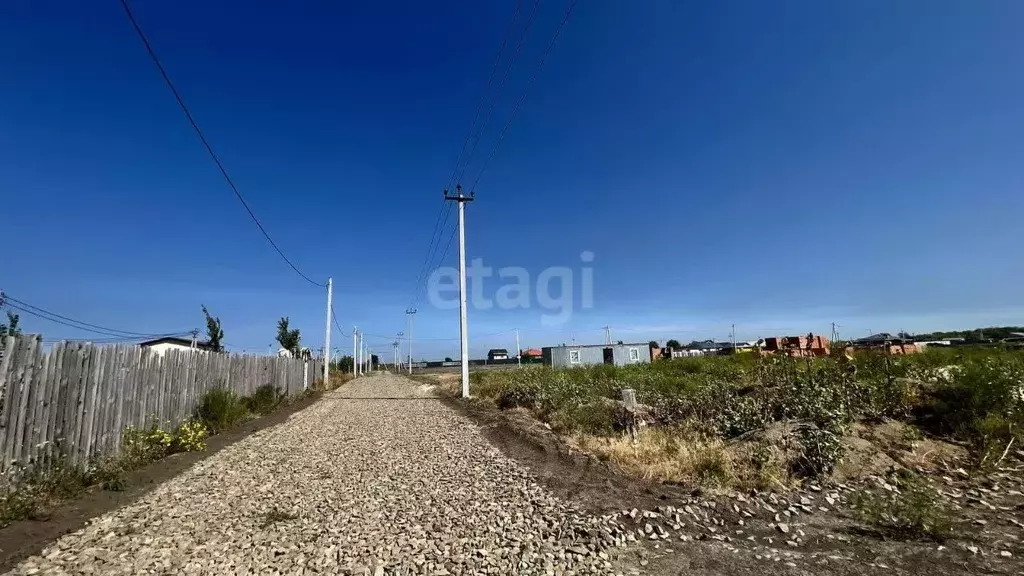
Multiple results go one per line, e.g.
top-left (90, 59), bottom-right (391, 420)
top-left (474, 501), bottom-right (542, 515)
top-left (139, 336), bottom-right (213, 357)
top-left (521, 348), bottom-right (543, 360)
top-left (487, 348), bottom-right (509, 361)
top-left (542, 343), bottom-right (651, 368)
top-left (854, 333), bottom-right (898, 346)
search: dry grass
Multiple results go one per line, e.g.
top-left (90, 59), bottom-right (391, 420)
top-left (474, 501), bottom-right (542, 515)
top-left (575, 429), bottom-right (736, 488)
top-left (573, 427), bottom-right (798, 491)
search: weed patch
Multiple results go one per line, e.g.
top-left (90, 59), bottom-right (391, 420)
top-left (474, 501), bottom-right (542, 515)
top-left (850, 471), bottom-right (954, 541)
top-left (196, 388), bottom-right (249, 433)
top-left (260, 507), bottom-right (298, 528)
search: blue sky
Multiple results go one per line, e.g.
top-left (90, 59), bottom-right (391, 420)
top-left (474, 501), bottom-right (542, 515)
top-left (2, 1), bottom-right (1022, 359)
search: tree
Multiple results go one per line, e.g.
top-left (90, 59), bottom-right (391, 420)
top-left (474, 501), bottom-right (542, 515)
top-left (201, 305), bottom-right (224, 353)
top-left (649, 340), bottom-right (660, 349)
top-left (276, 317), bottom-right (301, 355)
top-left (0, 311), bottom-right (20, 337)
top-left (444, 357), bottom-right (454, 362)
top-left (666, 339), bottom-right (681, 349)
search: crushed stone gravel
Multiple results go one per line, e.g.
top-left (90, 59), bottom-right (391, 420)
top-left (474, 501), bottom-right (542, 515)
top-left (6, 374), bottom-right (637, 575)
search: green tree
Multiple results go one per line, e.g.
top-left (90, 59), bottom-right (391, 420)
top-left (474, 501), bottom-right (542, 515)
top-left (649, 340), bottom-right (660, 349)
top-left (444, 357), bottom-right (454, 362)
top-left (666, 339), bottom-right (682, 349)
top-left (201, 305), bottom-right (224, 353)
top-left (0, 311), bottom-right (20, 337)
top-left (276, 317), bottom-right (301, 355)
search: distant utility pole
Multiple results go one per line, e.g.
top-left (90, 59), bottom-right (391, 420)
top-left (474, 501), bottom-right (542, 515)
top-left (603, 326), bottom-right (611, 345)
top-left (406, 308), bottom-right (417, 375)
top-left (515, 328), bottom-right (522, 369)
top-left (352, 328), bottom-right (358, 375)
top-left (323, 277), bottom-right (333, 383)
top-left (191, 329), bottom-right (199, 349)
top-left (396, 332), bottom-right (404, 370)
top-left (731, 324), bottom-right (736, 349)
top-left (445, 185), bottom-right (474, 398)
top-left (358, 331), bottom-right (365, 376)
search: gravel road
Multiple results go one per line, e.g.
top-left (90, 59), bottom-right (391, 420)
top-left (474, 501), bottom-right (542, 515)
top-left (8, 374), bottom-right (635, 575)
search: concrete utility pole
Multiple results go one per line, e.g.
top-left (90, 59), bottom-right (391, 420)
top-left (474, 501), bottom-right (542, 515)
top-left (603, 326), bottom-right (611, 345)
top-left (392, 341), bottom-right (400, 372)
top-left (445, 185), bottom-right (474, 398)
top-left (358, 331), bottom-right (364, 376)
top-left (515, 328), bottom-right (522, 369)
top-left (731, 324), bottom-right (736, 350)
top-left (405, 308), bottom-right (417, 374)
top-left (352, 328), bottom-right (358, 375)
top-left (396, 332), bottom-right (404, 370)
top-left (323, 277), bottom-right (333, 384)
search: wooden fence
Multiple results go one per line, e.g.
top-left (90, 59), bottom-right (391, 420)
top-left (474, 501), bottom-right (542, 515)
top-left (0, 335), bottom-right (322, 476)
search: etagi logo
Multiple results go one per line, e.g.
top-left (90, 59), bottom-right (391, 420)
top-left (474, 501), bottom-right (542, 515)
top-left (426, 251), bottom-right (595, 326)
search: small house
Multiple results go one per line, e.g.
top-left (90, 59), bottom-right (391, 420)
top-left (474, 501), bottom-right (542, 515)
top-left (542, 343), bottom-right (652, 368)
top-left (487, 348), bottom-right (509, 361)
top-left (139, 336), bottom-right (213, 357)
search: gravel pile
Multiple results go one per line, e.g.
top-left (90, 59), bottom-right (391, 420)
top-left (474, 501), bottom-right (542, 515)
top-left (8, 374), bottom-right (635, 575)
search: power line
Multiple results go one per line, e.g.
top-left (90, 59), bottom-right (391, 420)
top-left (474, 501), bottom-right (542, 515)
top-left (406, 1), bottom-right (531, 310)
top-left (6, 303), bottom-right (189, 340)
top-left (361, 329), bottom-right (512, 341)
top-left (470, 0), bottom-right (579, 193)
top-left (407, 202), bottom-right (452, 309)
top-left (117, 0), bottom-right (323, 288)
top-left (445, 0), bottom-right (525, 191)
top-left (454, 0), bottom-right (542, 186)
top-left (331, 306), bottom-right (350, 338)
top-left (1, 294), bottom-right (189, 338)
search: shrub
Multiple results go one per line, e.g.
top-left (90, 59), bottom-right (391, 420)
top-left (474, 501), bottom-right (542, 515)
top-left (244, 385), bottom-right (284, 416)
top-left (174, 419), bottom-right (209, 452)
top-left (850, 471), bottom-right (953, 541)
top-left (196, 388), bottom-right (249, 433)
top-left (794, 425), bottom-right (844, 478)
top-left (549, 403), bottom-right (617, 435)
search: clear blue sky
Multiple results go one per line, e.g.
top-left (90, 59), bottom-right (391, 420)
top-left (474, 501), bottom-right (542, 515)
top-left (2, 1), bottom-right (1022, 358)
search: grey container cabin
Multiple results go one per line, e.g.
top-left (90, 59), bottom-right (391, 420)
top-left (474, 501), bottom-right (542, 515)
top-left (542, 343), bottom-right (651, 368)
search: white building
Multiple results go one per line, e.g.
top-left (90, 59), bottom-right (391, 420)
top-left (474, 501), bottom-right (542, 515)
top-left (139, 336), bottom-right (213, 357)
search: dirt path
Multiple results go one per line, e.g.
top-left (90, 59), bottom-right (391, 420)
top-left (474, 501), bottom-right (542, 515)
top-left (4, 375), bottom-right (638, 575)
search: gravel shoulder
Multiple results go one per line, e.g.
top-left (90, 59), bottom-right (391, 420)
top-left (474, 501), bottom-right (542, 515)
top-left (0, 390), bottom-right (324, 574)
top-left (3, 374), bottom-right (643, 575)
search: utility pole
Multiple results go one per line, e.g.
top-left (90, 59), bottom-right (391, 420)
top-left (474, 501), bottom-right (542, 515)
top-left (358, 331), bottom-right (364, 376)
top-left (603, 326), bottom-right (611, 345)
top-left (445, 185), bottom-right (474, 398)
top-left (406, 308), bottom-right (417, 374)
top-left (323, 277), bottom-right (333, 384)
top-left (352, 328), bottom-right (358, 375)
top-left (396, 332), bottom-right (404, 370)
top-left (515, 328), bottom-right (521, 369)
top-left (731, 324), bottom-right (736, 349)
top-left (191, 328), bottom-right (199, 349)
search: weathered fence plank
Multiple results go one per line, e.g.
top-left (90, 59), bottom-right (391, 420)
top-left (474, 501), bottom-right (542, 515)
top-left (0, 336), bottom-right (317, 480)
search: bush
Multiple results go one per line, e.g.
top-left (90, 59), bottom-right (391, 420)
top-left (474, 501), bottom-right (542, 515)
top-left (244, 385), bottom-right (285, 416)
top-left (196, 388), bottom-right (249, 433)
top-left (174, 419), bottom-right (209, 452)
top-left (549, 403), bottom-right (617, 435)
top-left (851, 471), bottom-right (953, 541)
top-left (794, 425), bottom-right (844, 478)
